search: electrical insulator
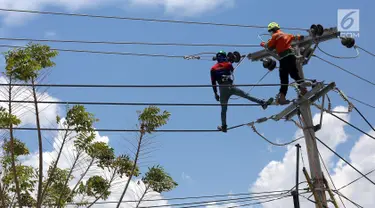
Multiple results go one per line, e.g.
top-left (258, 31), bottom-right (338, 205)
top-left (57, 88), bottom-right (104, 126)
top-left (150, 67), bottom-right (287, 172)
top-left (341, 37), bottom-right (355, 48)
top-left (262, 58), bottom-right (276, 71)
top-left (212, 51), bottom-right (242, 63)
top-left (310, 24), bottom-right (324, 37)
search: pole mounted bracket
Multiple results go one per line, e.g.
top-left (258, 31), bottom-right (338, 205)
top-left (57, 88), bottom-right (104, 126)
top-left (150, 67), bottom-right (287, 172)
top-left (247, 25), bottom-right (340, 65)
top-left (272, 82), bottom-right (336, 121)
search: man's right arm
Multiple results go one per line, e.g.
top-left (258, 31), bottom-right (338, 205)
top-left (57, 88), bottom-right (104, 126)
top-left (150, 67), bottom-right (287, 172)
top-left (210, 69), bottom-right (218, 95)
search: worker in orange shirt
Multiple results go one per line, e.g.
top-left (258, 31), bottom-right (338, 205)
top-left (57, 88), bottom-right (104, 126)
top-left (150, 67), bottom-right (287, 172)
top-left (260, 22), bottom-right (308, 105)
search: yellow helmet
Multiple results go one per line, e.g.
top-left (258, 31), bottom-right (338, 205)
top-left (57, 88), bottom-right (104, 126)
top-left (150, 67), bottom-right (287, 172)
top-left (268, 22), bottom-right (280, 32)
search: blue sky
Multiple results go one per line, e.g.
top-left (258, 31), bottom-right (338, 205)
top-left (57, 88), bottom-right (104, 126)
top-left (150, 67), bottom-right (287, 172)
top-left (0, 0), bottom-right (374, 207)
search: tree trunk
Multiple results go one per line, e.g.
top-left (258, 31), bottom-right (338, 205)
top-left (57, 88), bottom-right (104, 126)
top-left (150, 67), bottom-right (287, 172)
top-left (116, 132), bottom-right (144, 208)
top-left (33, 78), bottom-right (44, 208)
top-left (40, 130), bottom-right (70, 204)
top-left (56, 151), bottom-right (81, 208)
top-left (135, 186), bottom-right (149, 208)
top-left (8, 79), bottom-right (23, 208)
top-left (67, 158), bottom-right (95, 200)
top-left (0, 181), bottom-right (7, 208)
top-left (86, 168), bottom-right (117, 208)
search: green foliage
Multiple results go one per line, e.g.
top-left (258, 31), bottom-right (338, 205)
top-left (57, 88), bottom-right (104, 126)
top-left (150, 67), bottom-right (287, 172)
top-left (79, 176), bottom-right (111, 200)
top-left (0, 107), bottom-right (21, 127)
top-left (4, 42), bottom-right (58, 81)
top-left (74, 132), bottom-right (96, 152)
top-left (42, 167), bottom-right (73, 207)
top-left (3, 138), bottom-right (30, 157)
top-left (87, 142), bottom-right (115, 169)
top-left (142, 165), bottom-right (178, 193)
top-left (137, 106), bottom-right (171, 133)
top-left (66, 105), bottom-right (97, 133)
top-left (113, 155), bottom-right (140, 178)
top-left (2, 165), bottom-right (37, 194)
top-left (19, 192), bottom-right (37, 207)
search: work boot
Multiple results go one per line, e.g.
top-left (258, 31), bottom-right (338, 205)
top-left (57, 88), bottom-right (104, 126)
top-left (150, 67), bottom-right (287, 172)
top-left (261, 97), bottom-right (274, 110)
top-left (277, 93), bottom-right (290, 105)
top-left (217, 125), bottom-right (227, 133)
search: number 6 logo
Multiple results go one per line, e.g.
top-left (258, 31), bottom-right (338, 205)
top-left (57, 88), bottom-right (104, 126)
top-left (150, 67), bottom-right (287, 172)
top-left (341, 11), bottom-right (356, 30)
top-left (338, 9), bottom-right (359, 32)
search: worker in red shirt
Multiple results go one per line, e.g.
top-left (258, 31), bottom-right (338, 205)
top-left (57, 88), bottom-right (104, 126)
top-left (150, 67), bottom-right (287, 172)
top-left (260, 22), bottom-right (308, 105)
top-left (211, 50), bottom-right (274, 133)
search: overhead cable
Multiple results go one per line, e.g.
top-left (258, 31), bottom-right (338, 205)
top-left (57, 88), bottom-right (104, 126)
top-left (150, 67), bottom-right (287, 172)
top-left (0, 8), bottom-right (308, 31)
top-left (315, 137), bottom-right (375, 187)
top-left (0, 44), bottom-right (205, 60)
top-left (338, 168), bottom-right (375, 191)
top-left (348, 96), bottom-right (375, 109)
top-left (0, 99), bottom-right (265, 107)
top-left (355, 45), bottom-right (375, 57)
top-left (0, 37), bottom-right (261, 48)
top-left (313, 55), bottom-right (375, 87)
top-left (0, 83), bottom-right (295, 88)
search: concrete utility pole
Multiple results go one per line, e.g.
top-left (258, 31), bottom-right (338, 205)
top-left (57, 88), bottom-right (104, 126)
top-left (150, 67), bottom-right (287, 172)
top-left (248, 25), bottom-right (349, 208)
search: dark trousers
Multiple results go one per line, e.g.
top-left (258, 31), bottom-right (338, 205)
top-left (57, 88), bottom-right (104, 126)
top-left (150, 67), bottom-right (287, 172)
top-left (279, 55), bottom-right (304, 95)
top-left (219, 84), bottom-right (264, 126)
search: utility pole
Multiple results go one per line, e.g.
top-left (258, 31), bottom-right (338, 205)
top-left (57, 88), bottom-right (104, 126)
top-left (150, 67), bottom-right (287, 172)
top-left (291, 144), bottom-right (301, 208)
top-left (248, 25), bottom-right (354, 208)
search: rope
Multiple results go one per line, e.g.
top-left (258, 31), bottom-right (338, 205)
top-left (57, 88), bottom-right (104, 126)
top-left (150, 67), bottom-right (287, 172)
top-left (0, 37), bottom-right (261, 48)
top-left (313, 55), bottom-right (375, 87)
top-left (0, 8), bottom-right (308, 31)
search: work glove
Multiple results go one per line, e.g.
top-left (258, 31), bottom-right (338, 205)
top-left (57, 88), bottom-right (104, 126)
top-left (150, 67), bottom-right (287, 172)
top-left (260, 42), bottom-right (265, 47)
top-left (215, 94), bottom-right (220, 102)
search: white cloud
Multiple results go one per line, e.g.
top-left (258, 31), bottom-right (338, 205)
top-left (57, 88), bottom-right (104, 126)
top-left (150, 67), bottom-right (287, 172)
top-left (128, 0), bottom-right (234, 17)
top-left (0, 76), bottom-right (60, 128)
top-left (44, 31), bottom-right (56, 38)
top-left (0, 0), bottom-right (235, 26)
top-left (251, 106), bottom-right (375, 207)
top-left (249, 105), bottom-right (375, 208)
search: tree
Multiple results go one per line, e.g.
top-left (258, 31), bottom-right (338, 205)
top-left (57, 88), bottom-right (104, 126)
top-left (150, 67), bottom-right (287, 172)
top-left (0, 137), bottom-right (37, 207)
top-left (1, 44), bottom-right (177, 207)
top-left (116, 106), bottom-right (171, 208)
top-left (0, 103), bottom-right (23, 208)
top-left (136, 165), bottom-right (178, 208)
top-left (4, 42), bottom-right (58, 208)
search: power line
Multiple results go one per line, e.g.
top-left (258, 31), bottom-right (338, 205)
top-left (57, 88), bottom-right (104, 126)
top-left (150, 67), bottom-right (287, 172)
top-left (352, 106), bottom-right (375, 132)
top-left (0, 99), bottom-right (266, 107)
top-left (318, 150), bottom-right (347, 208)
top-left (327, 111), bottom-right (375, 140)
top-left (0, 8), bottom-right (308, 31)
top-left (348, 96), bottom-right (375, 109)
top-left (0, 83), bottom-right (291, 88)
top-left (315, 136), bottom-right (375, 187)
top-left (0, 37), bottom-right (260, 48)
top-left (356, 45), bottom-right (375, 57)
top-left (0, 44), bottom-right (204, 60)
top-left (338, 168), bottom-right (375, 191)
top-left (313, 55), bottom-right (375, 87)
top-left (0, 126), bottom-right (240, 133)
top-left (67, 189), bottom-right (301, 205)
